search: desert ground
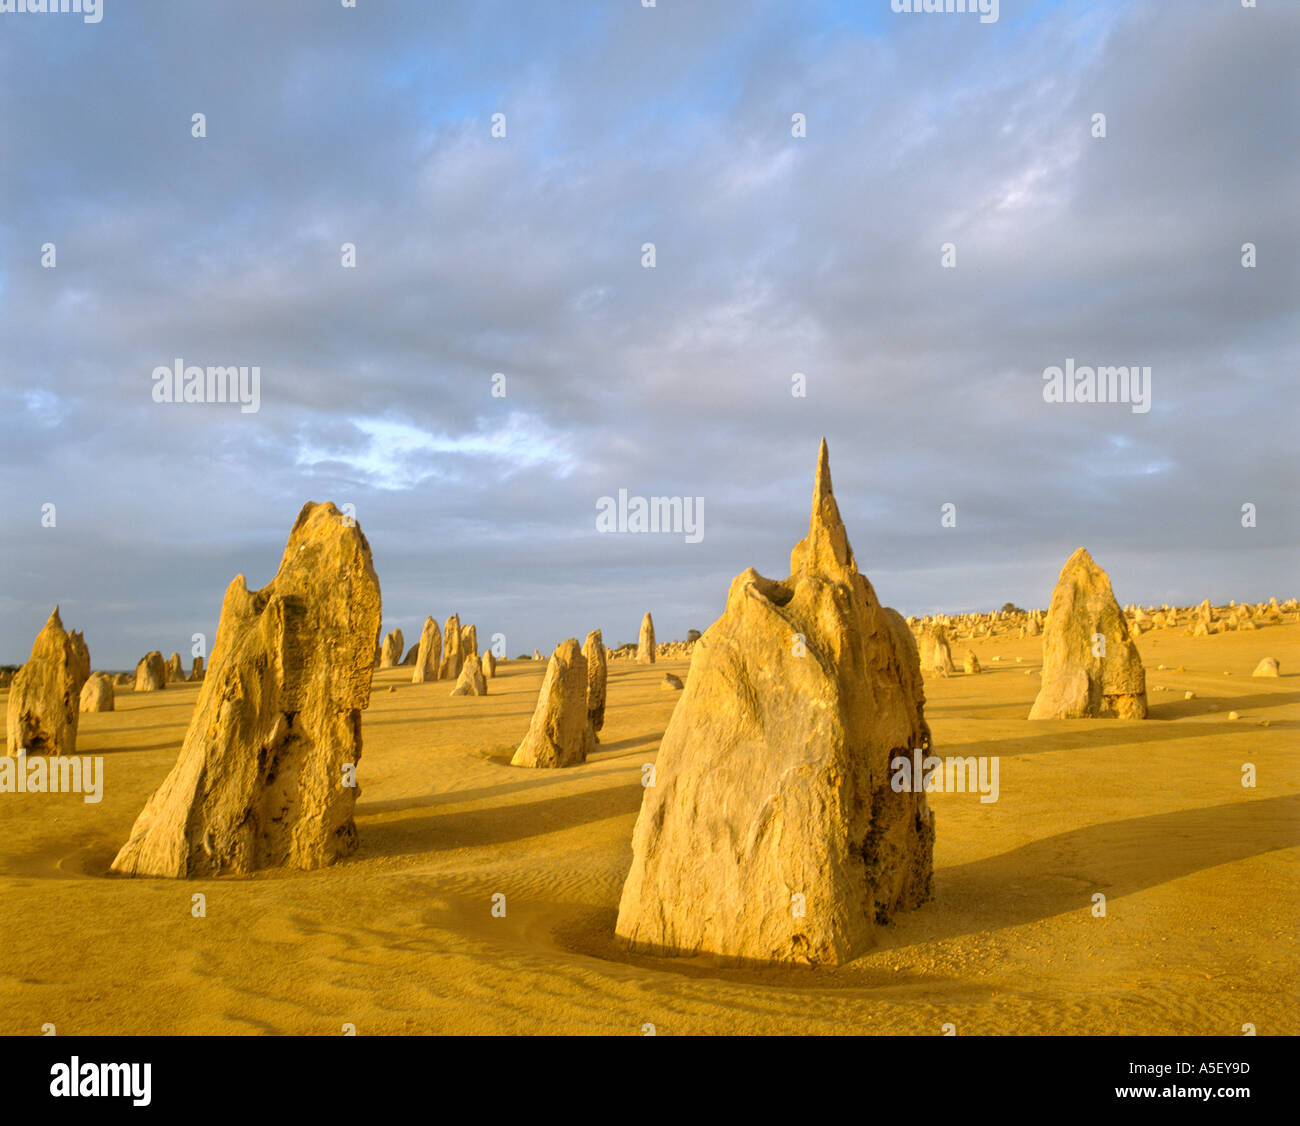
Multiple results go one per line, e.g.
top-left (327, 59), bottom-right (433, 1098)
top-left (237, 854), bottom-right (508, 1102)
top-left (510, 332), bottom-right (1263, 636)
top-left (1, 623), bottom-right (1296, 1036)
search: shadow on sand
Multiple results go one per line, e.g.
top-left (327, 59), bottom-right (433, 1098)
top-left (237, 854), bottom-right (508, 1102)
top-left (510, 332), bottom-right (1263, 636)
top-left (557, 794), bottom-right (1299, 987)
top-left (359, 782), bottom-right (645, 857)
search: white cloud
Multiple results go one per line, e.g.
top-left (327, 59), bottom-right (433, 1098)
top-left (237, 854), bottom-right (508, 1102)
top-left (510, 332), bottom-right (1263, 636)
top-left (294, 411), bottom-right (579, 491)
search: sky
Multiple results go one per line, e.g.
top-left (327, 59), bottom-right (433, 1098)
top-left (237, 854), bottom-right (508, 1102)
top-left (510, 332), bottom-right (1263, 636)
top-left (0, 0), bottom-right (1296, 669)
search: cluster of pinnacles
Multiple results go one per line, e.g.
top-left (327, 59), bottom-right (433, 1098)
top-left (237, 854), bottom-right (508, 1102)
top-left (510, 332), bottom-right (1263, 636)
top-left (380, 612), bottom-right (490, 694)
top-left (5, 440), bottom-right (1288, 978)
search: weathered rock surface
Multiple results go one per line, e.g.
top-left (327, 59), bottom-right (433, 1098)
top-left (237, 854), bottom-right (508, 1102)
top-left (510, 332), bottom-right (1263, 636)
top-left (450, 652), bottom-right (488, 696)
top-left (6, 608), bottom-right (81, 757)
top-left (135, 651), bottom-right (166, 692)
top-left (482, 650), bottom-right (496, 678)
top-left (111, 502), bottom-right (382, 878)
top-left (930, 627), bottom-right (955, 676)
top-left (660, 672), bottom-right (684, 690)
top-left (963, 651), bottom-right (981, 675)
top-left (511, 639), bottom-right (594, 768)
top-left (379, 629), bottom-right (405, 669)
top-left (1028, 547), bottom-right (1147, 720)
top-left (80, 672), bottom-right (115, 712)
top-left (459, 625), bottom-right (478, 666)
top-left (656, 639), bottom-right (695, 659)
top-left (583, 629), bottom-right (607, 735)
top-left (411, 616), bottom-right (442, 683)
top-left (615, 440), bottom-right (934, 966)
top-left (68, 631), bottom-right (91, 695)
top-left (1252, 657), bottom-right (1280, 678)
top-left (166, 652), bottom-right (185, 684)
top-left (636, 613), bottom-right (656, 664)
top-left (439, 615), bottom-right (463, 680)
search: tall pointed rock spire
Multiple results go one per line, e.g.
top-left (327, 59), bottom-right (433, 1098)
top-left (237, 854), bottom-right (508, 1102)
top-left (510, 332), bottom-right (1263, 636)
top-left (616, 441), bottom-right (933, 966)
top-left (794, 437), bottom-right (854, 574)
top-left (6, 605), bottom-right (79, 758)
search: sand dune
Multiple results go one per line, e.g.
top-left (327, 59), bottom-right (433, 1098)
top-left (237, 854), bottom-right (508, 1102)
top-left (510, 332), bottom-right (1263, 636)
top-left (1, 624), bottom-right (1296, 1035)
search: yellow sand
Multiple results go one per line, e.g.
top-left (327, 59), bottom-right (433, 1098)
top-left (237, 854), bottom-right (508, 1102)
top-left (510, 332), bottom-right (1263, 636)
top-left (1, 625), bottom-right (1296, 1035)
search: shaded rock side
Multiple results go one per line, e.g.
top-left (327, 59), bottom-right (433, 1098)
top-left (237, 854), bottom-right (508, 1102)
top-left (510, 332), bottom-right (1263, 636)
top-left (68, 630), bottom-right (91, 695)
top-left (583, 629), bottom-right (607, 734)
